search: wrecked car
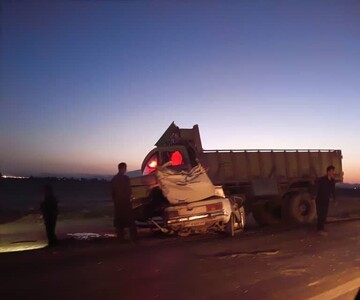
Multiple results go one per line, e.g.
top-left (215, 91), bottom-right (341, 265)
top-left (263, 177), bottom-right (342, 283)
top-left (132, 162), bottom-right (245, 237)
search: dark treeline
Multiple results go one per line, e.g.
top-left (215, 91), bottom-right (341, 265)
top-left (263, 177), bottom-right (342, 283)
top-left (1, 177), bottom-right (112, 213)
top-left (27, 176), bottom-right (109, 182)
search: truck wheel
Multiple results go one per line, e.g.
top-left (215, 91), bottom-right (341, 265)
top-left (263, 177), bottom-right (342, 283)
top-left (252, 203), bottom-right (281, 226)
top-left (284, 192), bottom-right (316, 224)
top-left (225, 213), bottom-right (235, 237)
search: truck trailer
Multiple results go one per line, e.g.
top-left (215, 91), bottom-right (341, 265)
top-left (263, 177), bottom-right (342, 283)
top-left (131, 122), bottom-right (343, 227)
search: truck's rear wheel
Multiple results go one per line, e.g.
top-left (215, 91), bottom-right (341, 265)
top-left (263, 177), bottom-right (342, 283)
top-left (252, 203), bottom-right (281, 226)
top-left (283, 192), bottom-right (316, 224)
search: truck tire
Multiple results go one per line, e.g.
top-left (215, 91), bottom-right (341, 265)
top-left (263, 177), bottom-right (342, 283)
top-left (252, 203), bottom-right (281, 226)
top-left (283, 192), bottom-right (316, 224)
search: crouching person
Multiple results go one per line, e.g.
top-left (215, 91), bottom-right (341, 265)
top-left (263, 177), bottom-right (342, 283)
top-left (111, 162), bottom-right (137, 243)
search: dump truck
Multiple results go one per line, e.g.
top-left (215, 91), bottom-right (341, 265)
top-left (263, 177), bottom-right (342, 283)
top-left (131, 122), bottom-right (343, 227)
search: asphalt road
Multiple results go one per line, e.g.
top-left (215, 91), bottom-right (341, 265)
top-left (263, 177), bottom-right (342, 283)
top-left (1, 220), bottom-right (359, 300)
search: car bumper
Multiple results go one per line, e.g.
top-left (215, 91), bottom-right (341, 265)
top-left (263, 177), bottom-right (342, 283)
top-left (167, 209), bottom-right (228, 224)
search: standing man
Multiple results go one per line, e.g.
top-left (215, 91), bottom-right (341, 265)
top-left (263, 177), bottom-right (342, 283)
top-left (111, 162), bottom-right (137, 243)
top-left (316, 165), bottom-right (336, 235)
top-left (41, 184), bottom-right (58, 247)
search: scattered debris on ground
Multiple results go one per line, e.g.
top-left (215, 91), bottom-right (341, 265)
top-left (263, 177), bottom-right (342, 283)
top-left (66, 232), bottom-right (116, 240)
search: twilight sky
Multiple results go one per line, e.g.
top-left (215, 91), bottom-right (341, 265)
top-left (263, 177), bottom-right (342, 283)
top-left (1, 1), bottom-right (359, 183)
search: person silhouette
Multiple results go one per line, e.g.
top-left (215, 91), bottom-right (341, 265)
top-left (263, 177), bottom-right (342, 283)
top-left (41, 184), bottom-right (58, 246)
top-left (315, 165), bottom-right (336, 235)
top-left (111, 162), bottom-right (137, 243)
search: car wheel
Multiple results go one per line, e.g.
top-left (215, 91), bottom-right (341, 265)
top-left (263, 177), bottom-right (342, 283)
top-left (225, 213), bottom-right (235, 237)
top-left (237, 206), bottom-right (246, 231)
top-left (178, 228), bottom-right (191, 237)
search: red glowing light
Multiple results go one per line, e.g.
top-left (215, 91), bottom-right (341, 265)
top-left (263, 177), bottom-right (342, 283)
top-left (171, 151), bottom-right (183, 166)
top-left (148, 160), bottom-right (157, 168)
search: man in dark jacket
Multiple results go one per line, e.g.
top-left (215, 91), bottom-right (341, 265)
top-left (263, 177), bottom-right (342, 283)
top-left (316, 165), bottom-right (336, 235)
top-left (41, 184), bottom-right (58, 246)
top-left (111, 162), bottom-right (137, 242)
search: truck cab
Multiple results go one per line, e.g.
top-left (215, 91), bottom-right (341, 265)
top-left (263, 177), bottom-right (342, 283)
top-left (131, 122), bottom-right (202, 217)
top-left (131, 145), bottom-right (192, 219)
top-left (141, 145), bottom-right (192, 176)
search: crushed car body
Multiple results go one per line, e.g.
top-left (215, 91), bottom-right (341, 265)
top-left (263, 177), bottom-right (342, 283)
top-left (132, 162), bottom-right (245, 237)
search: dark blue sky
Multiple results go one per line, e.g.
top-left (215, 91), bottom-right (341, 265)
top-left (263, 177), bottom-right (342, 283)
top-left (1, 1), bottom-right (359, 182)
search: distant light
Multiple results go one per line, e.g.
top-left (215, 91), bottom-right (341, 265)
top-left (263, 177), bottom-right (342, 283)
top-left (2, 174), bottom-right (29, 179)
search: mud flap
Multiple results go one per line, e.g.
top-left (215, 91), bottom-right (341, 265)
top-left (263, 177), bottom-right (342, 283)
top-left (151, 219), bottom-right (172, 234)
